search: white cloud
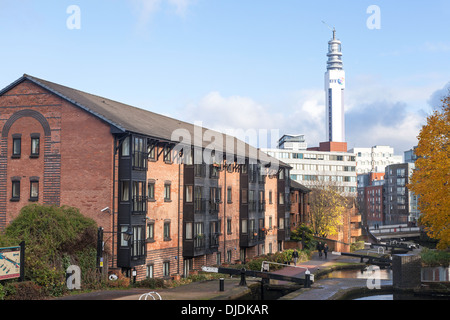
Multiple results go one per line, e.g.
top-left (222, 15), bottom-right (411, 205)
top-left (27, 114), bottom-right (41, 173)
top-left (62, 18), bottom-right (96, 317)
top-left (175, 78), bottom-right (434, 154)
top-left (181, 91), bottom-right (284, 131)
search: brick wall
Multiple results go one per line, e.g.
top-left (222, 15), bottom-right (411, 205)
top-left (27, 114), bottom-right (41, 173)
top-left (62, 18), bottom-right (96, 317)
top-left (0, 79), bottom-right (114, 238)
top-left (146, 148), bottom-right (182, 277)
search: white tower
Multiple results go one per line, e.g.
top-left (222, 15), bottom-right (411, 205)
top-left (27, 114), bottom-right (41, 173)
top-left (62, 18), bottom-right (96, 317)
top-left (324, 28), bottom-right (345, 142)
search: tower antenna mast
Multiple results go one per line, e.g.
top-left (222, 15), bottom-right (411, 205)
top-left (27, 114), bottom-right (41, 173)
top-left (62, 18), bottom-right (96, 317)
top-left (321, 20), bottom-right (336, 39)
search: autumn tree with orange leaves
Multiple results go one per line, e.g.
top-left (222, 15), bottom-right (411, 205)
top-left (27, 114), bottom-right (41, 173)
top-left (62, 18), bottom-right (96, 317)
top-left (409, 95), bottom-right (450, 250)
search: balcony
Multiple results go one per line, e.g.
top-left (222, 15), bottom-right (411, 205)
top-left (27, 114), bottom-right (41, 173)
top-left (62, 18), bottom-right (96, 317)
top-left (194, 199), bottom-right (207, 214)
top-left (132, 151), bottom-right (148, 171)
top-left (249, 200), bottom-right (257, 212)
top-left (258, 201), bottom-right (266, 213)
top-left (194, 234), bottom-right (205, 250)
top-left (210, 232), bottom-right (219, 247)
top-left (209, 200), bottom-right (219, 214)
top-left (132, 196), bottom-right (147, 214)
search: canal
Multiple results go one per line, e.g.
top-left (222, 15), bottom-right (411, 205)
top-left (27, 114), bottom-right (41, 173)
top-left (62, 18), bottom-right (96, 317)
top-left (324, 267), bottom-right (449, 300)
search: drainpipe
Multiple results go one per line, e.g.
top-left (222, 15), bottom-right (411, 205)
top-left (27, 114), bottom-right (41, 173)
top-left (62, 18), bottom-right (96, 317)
top-left (178, 163), bottom-right (181, 275)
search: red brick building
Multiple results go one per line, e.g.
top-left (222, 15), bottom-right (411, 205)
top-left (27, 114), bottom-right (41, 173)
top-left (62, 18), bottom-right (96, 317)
top-left (0, 74), bottom-right (293, 280)
top-left (289, 179), bottom-right (310, 231)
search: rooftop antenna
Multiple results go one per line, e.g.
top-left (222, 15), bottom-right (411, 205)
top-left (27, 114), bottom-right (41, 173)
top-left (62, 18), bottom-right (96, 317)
top-left (322, 20), bottom-right (336, 39)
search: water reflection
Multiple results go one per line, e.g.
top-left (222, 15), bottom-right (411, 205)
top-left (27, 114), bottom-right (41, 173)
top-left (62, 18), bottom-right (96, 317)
top-left (325, 268), bottom-right (392, 280)
top-left (355, 294), bottom-right (393, 300)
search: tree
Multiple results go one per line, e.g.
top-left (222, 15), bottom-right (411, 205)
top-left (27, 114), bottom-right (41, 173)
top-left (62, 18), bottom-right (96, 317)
top-left (290, 224), bottom-right (315, 250)
top-left (409, 95), bottom-right (450, 250)
top-left (308, 183), bottom-right (347, 238)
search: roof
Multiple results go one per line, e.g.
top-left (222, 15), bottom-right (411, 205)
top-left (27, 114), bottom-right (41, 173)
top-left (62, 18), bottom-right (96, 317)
top-left (290, 179), bottom-right (311, 193)
top-left (0, 74), bottom-right (290, 169)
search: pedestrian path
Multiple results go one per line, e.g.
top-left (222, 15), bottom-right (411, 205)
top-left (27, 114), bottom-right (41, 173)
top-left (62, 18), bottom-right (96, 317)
top-left (58, 251), bottom-right (378, 300)
top-left (273, 251), bottom-right (393, 300)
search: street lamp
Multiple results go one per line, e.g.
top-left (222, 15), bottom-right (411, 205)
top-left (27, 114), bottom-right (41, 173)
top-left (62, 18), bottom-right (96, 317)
top-left (97, 226), bottom-right (134, 270)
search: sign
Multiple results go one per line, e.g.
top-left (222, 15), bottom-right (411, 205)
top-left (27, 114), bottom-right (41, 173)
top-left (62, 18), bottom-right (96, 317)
top-left (0, 245), bottom-right (22, 280)
top-left (201, 266), bottom-right (219, 273)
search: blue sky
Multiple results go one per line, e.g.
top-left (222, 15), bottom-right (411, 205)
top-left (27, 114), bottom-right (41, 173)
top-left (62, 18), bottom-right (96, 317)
top-left (1, 0), bottom-right (449, 155)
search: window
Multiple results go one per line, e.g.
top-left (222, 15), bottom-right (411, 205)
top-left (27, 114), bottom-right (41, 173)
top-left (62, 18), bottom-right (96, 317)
top-left (132, 181), bottom-right (146, 213)
top-left (227, 187), bottom-right (232, 203)
top-left (163, 261), bottom-right (170, 277)
top-left (120, 226), bottom-right (130, 246)
top-left (210, 221), bottom-right (219, 247)
top-left (164, 146), bottom-right (172, 163)
top-left (279, 192), bottom-right (284, 205)
top-left (148, 144), bottom-right (156, 161)
top-left (131, 226), bottom-right (145, 258)
top-left (30, 134), bottom-right (40, 157)
top-left (164, 183), bottom-right (171, 201)
top-left (241, 219), bottom-right (248, 234)
top-left (12, 135), bottom-right (21, 158)
top-left (185, 185), bottom-right (193, 203)
top-left (120, 181), bottom-right (130, 202)
top-left (241, 189), bottom-right (248, 204)
top-left (147, 181), bottom-right (155, 201)
top-left (11, 180), bottom-right (20, 201)
top-left (194, 186), bottom-right (204, 212)
top-left (279, 217), bottom-right (285, 230)
top-left (269, 190), bottom-right (272, 204)
top-left (146, 264), bottom-right (154, 279)
top-left (194, 222), bottom-right (204, 248)
top-left (29, 180), bottom-right (39, 201)
top-left (147, 221), bottom-right (154, 241)
top-left (121, 136), bottom-right (130, 157)
top-left (227, 218), bottom-right (232, 234)
top-left (132, 137), bottom-right (147, 170)
top-left (164, 221), bottom-right (171, 240)
top-left (185, 222), bottom-right (193, 240)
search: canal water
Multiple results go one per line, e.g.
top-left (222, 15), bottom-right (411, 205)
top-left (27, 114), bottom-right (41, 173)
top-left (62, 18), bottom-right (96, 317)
top-left (325, 267), bottom-right (449, 300)
top-left (324, 267), bottom-right (392, 281)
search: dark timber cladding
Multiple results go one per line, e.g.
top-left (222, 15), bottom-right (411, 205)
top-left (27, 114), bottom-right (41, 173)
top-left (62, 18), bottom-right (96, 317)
top-left (0, 74), bottom-right (293, 278)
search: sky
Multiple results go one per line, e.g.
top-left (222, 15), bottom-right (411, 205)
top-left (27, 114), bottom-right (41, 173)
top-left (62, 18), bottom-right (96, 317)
top-left (1, 0), bottom-right (449, 157)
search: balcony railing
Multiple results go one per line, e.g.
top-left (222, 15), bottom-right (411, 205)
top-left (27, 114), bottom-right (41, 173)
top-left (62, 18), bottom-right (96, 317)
top-left (249, 200), bottom-right (257, 212)
top-left (209, 200), bottom-right (219, 214)
top-left (132, 151), bottom-right (148, 170)
top-left (131, 239), bottom-right (146, 260)
top-left (194, 199), bottom-right (207, 214)
top-left (132, 196), bottom-right (147, 214)
top-left (194, 235), bottom-right (205, 249)
top-left (210, 232), bottom-right (219, 247)
top-left (258, 201), bottom-right (266, 212)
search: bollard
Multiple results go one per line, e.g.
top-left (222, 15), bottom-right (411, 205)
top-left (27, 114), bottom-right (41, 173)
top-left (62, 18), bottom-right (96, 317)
top-left (219, 278), bottom-right (224, 291)
top-left (239, 268), bottom-right (247, 286)
top-left (305, 271), bottom-right (311, 288)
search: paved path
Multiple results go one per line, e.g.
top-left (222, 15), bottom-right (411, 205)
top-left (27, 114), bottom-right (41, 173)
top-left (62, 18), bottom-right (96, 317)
top-left (59, 250), bottom-right (389, 300)
top-left (270, 251), bottom-right (393, 300)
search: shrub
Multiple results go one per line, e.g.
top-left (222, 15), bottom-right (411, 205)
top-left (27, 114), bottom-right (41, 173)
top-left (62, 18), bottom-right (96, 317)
top-left (0, 204), bottom-right (98, 298)
top-left (350, 241), bottom-right (365, 252)
top-left (2, 281), bottom-right (45, 300)
top-left (421, 248), bottom-right (450, 267)
top-left (0, 283), bottom-right (5, 300)
top-left (133, 277), bottom-right (165, 289)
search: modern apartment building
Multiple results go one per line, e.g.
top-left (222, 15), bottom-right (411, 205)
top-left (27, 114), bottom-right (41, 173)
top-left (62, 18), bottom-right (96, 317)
top-left (384, 163), bottom-right (420, 225)
top-left (0, 74), bottom-right (292, 280)
top-left (350, 145), bottom-right (403, 174)
top-left (262, 135), bottom-right (357, 196)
